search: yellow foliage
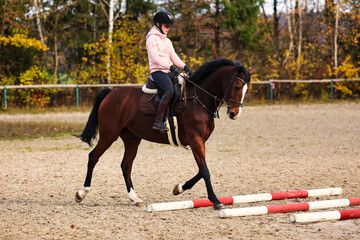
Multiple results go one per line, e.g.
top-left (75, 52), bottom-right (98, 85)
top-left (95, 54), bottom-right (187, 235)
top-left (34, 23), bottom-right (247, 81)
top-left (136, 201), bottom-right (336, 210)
top-left (179, 54), bottom-right (205, 72)
top-left (77, 19), bottom-right (150, 84)
top-left (17, 66), bottom-right (55, 107)
top-left (0, 32), bottom-right (49, 51)
top-left (335, 56), bottom-right (359, 79)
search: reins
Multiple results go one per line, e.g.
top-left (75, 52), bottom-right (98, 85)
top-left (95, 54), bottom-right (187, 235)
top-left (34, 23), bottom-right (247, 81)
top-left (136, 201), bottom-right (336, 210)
top-left (182, 72), bottom-right (248, 119)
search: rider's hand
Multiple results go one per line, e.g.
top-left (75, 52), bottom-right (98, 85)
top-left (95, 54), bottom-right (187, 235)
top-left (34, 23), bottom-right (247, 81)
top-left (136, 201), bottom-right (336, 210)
top-left (184, 65), bottom-right (193, 76)
top-left (170, 65), bottom-right (179, 76)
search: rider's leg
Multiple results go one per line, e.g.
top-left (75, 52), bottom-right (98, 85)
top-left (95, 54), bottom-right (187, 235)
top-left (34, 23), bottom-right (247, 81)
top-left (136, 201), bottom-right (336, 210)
top-left (153, 91), bottom-right (172, 131)
top-left (151, 71), bottom-right (174, 132)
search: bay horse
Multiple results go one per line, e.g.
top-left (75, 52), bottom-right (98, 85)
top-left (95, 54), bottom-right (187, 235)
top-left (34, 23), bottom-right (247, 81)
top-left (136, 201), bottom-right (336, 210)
top-left (75, 58), bottom-right (256, 209)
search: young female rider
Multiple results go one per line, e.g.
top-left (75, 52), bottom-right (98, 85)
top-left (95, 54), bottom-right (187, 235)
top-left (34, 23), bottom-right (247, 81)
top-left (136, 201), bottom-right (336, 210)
top-left (146, 10), bottom-right (193, 132)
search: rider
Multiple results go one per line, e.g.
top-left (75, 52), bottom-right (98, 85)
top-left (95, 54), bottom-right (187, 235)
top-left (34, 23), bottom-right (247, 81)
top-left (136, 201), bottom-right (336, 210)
top-left (146, 10), bottom-right (193, 132)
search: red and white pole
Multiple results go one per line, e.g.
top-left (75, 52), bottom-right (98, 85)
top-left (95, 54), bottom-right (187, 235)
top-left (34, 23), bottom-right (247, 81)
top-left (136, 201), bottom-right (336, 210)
top-left (219, 197), bottom-right (360, 218)
top-left (290, 208), bottom-right (360, 223)
top-left (147, 187), bottom-right (342, 212)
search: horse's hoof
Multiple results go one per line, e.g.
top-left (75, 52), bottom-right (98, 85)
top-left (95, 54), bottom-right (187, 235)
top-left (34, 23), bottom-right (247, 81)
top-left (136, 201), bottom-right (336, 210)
top-left (135, 202), bottom-right (145, 207)
top-left (75, 187), bottom-right (91, 203)
top-left (214, 204), bottom-right (225, 210)
top-left (75, 191), bottom-right (83, 203)
top-left (172, 184), bottom-right (184, 195)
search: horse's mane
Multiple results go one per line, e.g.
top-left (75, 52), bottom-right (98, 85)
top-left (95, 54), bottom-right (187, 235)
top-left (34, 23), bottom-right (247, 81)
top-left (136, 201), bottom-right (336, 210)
top-left (189, 58), bottom-right (247, 83)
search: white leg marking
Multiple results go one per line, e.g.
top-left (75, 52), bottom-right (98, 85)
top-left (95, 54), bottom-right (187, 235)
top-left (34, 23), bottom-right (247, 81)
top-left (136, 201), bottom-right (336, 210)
top-left (177, 184), bottom-right (184, 194)
top-left (75, 187), bottom-right (91, 203)
top-left (128, 188), bottom-right (143, 204)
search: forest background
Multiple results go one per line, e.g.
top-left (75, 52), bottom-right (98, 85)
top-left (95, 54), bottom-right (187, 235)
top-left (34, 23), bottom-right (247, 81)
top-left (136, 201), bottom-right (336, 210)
top-left (0, 0), bottom-right (359, 107)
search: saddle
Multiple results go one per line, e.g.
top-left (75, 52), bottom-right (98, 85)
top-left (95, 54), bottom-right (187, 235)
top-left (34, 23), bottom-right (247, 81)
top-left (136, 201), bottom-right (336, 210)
top-left (139, 74), bottom-right (186, 116)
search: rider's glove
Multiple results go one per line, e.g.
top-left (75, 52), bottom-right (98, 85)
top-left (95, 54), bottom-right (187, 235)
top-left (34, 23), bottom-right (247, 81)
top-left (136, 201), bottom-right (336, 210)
top-left (170, 65), bottom-right (179, 76)
top-left (184, 65), bottom-right (193, 76)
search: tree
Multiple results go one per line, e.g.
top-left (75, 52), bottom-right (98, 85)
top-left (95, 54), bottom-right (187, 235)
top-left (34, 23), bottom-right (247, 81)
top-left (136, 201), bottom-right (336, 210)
top-left (0, 0), bottom-right (48, 83)
top-left (296, 0), bottom-right (304, 76)
top-left (125, 0), bottom-right (153, 19)
top-left (33, 0), bottom-right (45, 45)
top-left (334, 0), bottom-right (340, 78)
top-left (222, 0), bottom-right (263, 51)
top-left (0, 30), bottom-right (48, 82)
top-left (273, 0), bottom-right (279, 51)
top-left (166, 0), bottom-right (212, 57)
top-left (0, 0), bottom-right (28, 36)
top-left (65, 0), bottom-right (106, 66)
top-left (75, 18), bottom-right (149, 84)
top-left (339, 0), bottom-right (360, 66)
top-left (100, 0), bottom-right (121, 83)
top-left (283, 0), bottom-right (294, 66)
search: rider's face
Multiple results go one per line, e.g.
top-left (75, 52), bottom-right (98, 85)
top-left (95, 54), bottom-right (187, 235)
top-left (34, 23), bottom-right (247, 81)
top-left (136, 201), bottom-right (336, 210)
top-left (161, 24), bottom-right (171, 35)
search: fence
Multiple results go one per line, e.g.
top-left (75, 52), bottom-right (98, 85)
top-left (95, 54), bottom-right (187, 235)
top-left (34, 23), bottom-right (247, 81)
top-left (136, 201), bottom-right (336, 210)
top-left (268, 78), bottom-right (360, 101)
top-left (0, 79), bottom-right (359, 108)
top-left (0, 83), bottom-right (142, 108)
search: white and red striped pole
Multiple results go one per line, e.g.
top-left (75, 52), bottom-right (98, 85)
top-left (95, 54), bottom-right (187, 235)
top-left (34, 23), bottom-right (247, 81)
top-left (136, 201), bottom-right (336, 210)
top-left (219, 197), bottom-right (360, 218)
top-left (290, 208), bottom-right (360, 223)
top-left (147, 187), bottom-right (342, 212)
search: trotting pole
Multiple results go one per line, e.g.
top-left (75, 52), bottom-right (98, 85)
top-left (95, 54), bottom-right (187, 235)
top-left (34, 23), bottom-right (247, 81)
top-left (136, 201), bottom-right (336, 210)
top-left (147, 187), bottom-right (342, 212)
top-left (290, 208), bottom-right (360, 223)
top-left (219, 197), bottom-right (360, 218)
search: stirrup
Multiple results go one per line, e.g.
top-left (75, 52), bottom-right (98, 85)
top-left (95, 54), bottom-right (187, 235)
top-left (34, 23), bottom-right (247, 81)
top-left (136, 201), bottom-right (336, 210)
top-left (153, 121), bottom-right (169, 132)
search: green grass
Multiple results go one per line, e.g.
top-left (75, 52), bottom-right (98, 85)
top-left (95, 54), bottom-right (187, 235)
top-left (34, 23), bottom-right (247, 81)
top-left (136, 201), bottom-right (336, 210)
top-left (0, 121), bottom-right (84, 140)
top-left (0, 105), bottom-right (92, 114)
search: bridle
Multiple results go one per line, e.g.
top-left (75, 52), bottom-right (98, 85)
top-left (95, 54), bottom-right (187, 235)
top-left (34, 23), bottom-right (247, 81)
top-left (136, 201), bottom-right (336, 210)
top-left (184, 71), bottom-right (249, 118)
top-left (225, 73), bottom-right (249, 110)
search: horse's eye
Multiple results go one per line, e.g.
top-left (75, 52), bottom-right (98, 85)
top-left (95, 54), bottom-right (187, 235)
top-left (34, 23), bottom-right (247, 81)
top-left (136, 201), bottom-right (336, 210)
top-left (235, 86), bottom-right (240, 91)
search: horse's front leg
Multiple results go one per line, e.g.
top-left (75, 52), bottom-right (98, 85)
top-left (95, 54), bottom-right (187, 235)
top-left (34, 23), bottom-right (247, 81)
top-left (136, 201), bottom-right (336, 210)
top-left (172, 172), bottom-right (201, 195)
top-left (174, 137), bottom-right (224, 210)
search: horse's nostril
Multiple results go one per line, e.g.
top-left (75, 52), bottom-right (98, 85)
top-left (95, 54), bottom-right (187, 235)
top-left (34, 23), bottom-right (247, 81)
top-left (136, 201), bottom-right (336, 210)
top-left (229, 112), bottom-right (236, 119)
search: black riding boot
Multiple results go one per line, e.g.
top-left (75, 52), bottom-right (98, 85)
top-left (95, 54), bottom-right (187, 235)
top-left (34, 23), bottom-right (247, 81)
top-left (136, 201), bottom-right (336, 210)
top-left (153, 92), bottom-right (172, 132)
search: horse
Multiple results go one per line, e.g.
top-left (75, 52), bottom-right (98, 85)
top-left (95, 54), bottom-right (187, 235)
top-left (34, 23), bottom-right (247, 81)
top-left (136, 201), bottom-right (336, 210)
top-left (75, 58), bottom-right (256, 209)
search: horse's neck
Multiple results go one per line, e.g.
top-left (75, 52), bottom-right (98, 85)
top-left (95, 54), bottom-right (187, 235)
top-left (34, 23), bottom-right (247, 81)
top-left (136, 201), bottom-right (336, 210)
top-left (187, 70), bottom-right (229, 114)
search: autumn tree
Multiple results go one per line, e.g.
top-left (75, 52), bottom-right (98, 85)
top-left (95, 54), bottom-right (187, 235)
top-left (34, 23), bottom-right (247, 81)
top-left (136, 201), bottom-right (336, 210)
top-left (74, 18), bottom-right (149, 84)
top-left (165, 0), bottom-right (212, 58)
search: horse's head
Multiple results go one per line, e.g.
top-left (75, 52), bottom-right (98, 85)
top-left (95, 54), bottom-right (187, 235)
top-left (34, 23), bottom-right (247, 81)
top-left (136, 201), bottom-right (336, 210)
top-left (225, 65), bottom-right (256, 120)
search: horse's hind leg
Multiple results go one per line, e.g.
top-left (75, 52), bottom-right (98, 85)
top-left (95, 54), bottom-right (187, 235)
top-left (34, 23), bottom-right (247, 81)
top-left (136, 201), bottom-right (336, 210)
top-left (75, 136), bottom-right (116, 203)
top-left (120, 132), bottom-right (143, 206)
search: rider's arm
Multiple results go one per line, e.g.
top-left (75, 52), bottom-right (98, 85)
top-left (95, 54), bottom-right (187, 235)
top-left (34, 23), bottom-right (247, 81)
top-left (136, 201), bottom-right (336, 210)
top-left (168, 39), bottom-right (186, 70)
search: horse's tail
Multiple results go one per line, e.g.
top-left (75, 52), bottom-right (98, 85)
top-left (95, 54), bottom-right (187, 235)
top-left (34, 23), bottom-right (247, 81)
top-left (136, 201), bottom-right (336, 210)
top-left (77, 88), bottom-right (112, 146)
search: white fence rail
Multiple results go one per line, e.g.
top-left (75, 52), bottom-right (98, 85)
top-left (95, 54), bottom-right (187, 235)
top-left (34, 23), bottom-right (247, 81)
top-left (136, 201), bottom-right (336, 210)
top-left (0, 83), bottom-right (142, 108)
top-left (1, 79), bottom-right (359, 108)
top-left (267, 78), bottom-right (360, 101)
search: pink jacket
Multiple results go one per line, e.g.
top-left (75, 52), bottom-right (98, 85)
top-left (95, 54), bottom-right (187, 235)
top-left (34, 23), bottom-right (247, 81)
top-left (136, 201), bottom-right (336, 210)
top-left (146, 27), bottom-right (186, 73)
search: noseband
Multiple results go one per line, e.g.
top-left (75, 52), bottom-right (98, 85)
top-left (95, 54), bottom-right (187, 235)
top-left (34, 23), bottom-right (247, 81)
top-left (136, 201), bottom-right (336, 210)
top-left (225, 74), bottom-right (249, 110)
top-left (185, 71), bottom-right (249, 118)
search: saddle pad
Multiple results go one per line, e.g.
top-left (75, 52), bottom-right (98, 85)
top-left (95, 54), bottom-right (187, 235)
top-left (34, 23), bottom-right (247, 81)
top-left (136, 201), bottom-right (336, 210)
top-left (138, 93), bottom-right (183, 116)
top-left (138, 93), bottom-right (157, 116)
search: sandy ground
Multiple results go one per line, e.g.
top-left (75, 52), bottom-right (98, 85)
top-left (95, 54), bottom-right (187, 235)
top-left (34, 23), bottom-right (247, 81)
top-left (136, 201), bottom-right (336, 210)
top-left (0, 103), bottom-right (359, 239)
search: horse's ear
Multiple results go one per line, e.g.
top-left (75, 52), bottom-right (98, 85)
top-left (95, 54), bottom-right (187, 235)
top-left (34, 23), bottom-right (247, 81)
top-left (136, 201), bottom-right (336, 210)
top-left (249, 68), bottom-right (257, 76)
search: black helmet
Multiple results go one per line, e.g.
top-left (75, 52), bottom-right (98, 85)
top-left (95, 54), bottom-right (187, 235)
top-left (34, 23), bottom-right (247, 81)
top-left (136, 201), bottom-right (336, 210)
top-left (153, 10), bottom-right (174, 26)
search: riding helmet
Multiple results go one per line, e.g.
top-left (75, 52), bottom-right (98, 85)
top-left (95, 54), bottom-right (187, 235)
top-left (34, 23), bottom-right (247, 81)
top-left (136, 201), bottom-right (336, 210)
top-left (153, 10), bottom-right (174, 26)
